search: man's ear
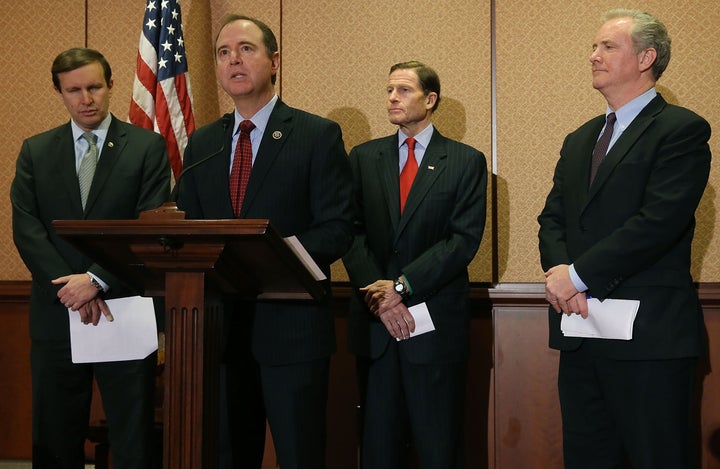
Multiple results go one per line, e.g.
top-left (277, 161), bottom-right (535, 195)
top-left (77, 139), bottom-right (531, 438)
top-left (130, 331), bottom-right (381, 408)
top-left (426, 92), bottom-right (438, 110)
top-left (638, 48), bottom-right (657, 73)
top-left (271, 51), bottom-right (280, 74)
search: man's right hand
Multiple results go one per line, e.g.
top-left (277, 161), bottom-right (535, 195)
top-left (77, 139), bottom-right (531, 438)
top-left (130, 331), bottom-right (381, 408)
top-left (77, 296), bottom-right (114, 325)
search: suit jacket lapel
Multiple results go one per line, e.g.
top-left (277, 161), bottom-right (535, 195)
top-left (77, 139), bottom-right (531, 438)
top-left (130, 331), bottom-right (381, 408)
top-left (565, 116), bottom-right (605, 211)
top-left (587, 95), bottom-right (665, 203)
top-left (240, 101), bottom-right (292, 215)
top-left (56, 124), bottom-right (85, 215)
top-left (396, 131), bottom-right (447, 238)
top-left (84, 115), bottom-right (124, 214)
top-left (373, 135), bottom-right (401, 230)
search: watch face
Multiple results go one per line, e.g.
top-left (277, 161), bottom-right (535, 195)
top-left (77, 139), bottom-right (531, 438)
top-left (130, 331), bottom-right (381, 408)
top-left (394, 281), bottom-right (404, 293)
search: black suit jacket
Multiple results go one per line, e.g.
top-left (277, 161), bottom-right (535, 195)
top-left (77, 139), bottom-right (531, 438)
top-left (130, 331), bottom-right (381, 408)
top-left (11, 115), bottom-right (171, 342)
top-left (538, 94), bottom-right (711, 359)
top-left (343, 129), bottom-right (487, 364)
top-left (177, 100), bottom-right (354, 366)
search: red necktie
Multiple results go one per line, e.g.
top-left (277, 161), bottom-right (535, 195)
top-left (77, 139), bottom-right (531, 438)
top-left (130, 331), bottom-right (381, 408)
top-left (399, 137), bottom-right (417, 214)
top-left (229, 120), bottom-right (255, 216)
top-left (589, 112), bottom-right (616, 185)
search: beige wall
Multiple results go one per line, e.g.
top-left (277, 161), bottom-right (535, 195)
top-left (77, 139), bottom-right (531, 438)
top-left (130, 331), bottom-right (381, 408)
top-left (496, 1), bottom-right (720, 283)
top-left (1, 1), bottom-right (717, 284)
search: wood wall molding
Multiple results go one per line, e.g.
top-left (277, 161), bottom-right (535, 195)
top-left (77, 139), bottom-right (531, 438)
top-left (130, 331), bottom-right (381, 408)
top-left (3, 281), bottom-right (719, 307)
top-left (0, 281), bottom-right (31, 303)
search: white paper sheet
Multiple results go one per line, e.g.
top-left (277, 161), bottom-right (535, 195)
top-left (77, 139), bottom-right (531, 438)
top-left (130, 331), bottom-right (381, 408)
top-left (396, 302), bottom-right (436, 341)
top-left (561, 298), bottom-right (640, 340)
top-left (68, 296), bottom-right (158, 363)
top-left (283, 236), bottom-right (327, 281)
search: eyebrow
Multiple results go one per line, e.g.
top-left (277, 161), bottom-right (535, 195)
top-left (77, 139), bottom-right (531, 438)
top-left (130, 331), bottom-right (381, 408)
top-left (218, 40), bottom-right (256, 50)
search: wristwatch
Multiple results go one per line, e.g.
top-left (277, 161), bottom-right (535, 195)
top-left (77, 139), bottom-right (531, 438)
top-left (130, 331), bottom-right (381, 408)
top-left (393, 277), bottom-right (409, 300)
top-left (88, 273), bottom-right (104, 292)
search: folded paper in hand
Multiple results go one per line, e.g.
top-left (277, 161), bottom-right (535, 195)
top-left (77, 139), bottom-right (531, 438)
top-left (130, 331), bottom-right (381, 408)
top-left (561, 298), bottom-right (640, 340)
top-left (396, 302), bottom-right (436, 341)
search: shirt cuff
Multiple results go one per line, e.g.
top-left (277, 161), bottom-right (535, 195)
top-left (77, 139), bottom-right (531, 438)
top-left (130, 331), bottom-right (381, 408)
top-left (87, 272), bottom-right (109, 293)
top-left (400, 274), bottom-right (413, 296)
top-left (568, 264), bottom-right (588, 293)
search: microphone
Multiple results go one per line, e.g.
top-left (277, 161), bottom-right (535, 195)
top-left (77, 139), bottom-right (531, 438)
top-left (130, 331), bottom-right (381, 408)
top-left (170, 114), bottom-right (233, 202)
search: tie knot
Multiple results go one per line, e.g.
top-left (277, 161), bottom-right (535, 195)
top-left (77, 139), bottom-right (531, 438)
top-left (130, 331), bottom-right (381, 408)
top-left (82, 132), bottom-right (97, 145)
top-left (405, 137), bottom-right (416, 151)
top-left (606, 112), bottom-right (617, 125)
top-left (240, 120), bottom-right (255, 135)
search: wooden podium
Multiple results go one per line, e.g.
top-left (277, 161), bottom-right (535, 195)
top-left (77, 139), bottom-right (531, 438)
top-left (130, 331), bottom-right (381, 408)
top-left (54, 208), bottom-right (325, 468)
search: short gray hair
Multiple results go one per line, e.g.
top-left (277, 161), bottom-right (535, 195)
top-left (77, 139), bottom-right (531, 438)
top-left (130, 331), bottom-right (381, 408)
top-left (602, 9), bottom-right (671, 80)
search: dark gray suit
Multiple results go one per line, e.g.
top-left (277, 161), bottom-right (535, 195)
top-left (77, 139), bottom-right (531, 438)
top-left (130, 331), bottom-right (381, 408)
top-left (177, 100), bottom-right (354, 469)
top-left (538, 94), bottom-right (711, 468)
top-left (343, 128), bottom-right (487, 468)
top-left (11, 115), bottom-right (170, 468)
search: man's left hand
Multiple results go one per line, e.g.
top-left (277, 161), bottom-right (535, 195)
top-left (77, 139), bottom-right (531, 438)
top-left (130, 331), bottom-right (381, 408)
top-left (360, 279), bottom-right (403, 316)
top-left (52, 273), bottom-right (100, 311)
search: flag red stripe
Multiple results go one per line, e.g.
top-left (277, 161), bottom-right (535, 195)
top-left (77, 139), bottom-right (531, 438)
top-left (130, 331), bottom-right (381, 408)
top-left (130, 2), bottom-right (194, 182)
top-left (154, 88), bottom-right (183, 178)
top-left (174, 74), bottom-right (195, 134)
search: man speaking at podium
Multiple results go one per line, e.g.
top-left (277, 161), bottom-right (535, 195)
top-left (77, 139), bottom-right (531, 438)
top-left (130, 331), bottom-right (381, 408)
top-left (176, 14), bottom-right (353, 469)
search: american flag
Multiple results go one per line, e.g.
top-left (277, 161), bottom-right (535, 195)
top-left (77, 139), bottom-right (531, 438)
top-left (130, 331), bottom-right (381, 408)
top-left (129, 0), bottom-right (195, 180)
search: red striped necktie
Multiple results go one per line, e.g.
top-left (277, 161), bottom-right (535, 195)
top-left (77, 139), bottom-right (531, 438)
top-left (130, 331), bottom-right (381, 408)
top-left (229, 120), bottom-right (255, 216)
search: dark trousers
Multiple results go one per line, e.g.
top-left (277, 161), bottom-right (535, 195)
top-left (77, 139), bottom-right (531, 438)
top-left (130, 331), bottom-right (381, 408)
top-left (223, 343), bottom-right (266, 469)
top-left (261, 358), bottom-right (330, 469)
top-left (361, 340), bottom-right (467, 469)
top-left (559, 347), bottom-right (697, 469)
top-left (223, 308), bottom-right (330, 469)
top-left (31, 340), bottom-right (156, 469)
top-left (224, 356), bottom-right (330, 469)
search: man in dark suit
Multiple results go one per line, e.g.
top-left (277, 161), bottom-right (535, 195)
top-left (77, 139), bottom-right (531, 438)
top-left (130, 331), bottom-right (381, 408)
top-left (342, 61), bottom-right (487, 469)
top-left (176, 14), bottom-right (353, 469)
top-left (538, 9), bottom-right (711, 469)
top-left (10, 48), bottom-right (170, 468)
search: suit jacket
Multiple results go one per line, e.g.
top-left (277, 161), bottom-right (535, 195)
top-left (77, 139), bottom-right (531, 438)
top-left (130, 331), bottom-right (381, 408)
top-left (538, 94), bottom-right (711, 359)
top-left (176, 100), bottom-right (354, 366)
top-left (343, 129), bottom-right (487, 364)
top-left (11, 115), bottom-right (171, 342)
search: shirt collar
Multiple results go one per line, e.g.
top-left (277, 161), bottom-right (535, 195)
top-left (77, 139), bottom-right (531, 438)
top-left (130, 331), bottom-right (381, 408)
top-left (71, 114), bottom-right (112, 144)
top-left (234, 94), bottom-right (278, 137)
top-left (608, 87), bottom-right (656, 131)
top-left (398, 123), bottom-right (434, 150)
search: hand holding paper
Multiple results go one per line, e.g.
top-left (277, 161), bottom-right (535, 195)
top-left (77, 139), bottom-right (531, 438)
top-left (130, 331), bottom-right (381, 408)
top-left (396, 302), bottom-right (436, 341)
top-left (68, 296), bottom-right (158, 363)
top-left (561, 298), bottom-right (640, 340)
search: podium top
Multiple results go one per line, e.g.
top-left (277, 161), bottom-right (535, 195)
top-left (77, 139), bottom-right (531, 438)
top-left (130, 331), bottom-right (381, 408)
top-left (53, 217), bottom-right (326, 301)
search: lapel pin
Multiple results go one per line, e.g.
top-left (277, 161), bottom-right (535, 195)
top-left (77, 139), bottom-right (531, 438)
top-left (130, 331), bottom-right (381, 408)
top-left (272, 131), bottom-right (282, 140)
top-left (107, 142), bottom-right (114, 148)
top-left (428, 165), bottom-right (435, 170)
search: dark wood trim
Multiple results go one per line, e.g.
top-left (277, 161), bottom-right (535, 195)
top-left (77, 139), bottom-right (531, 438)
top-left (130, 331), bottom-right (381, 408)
top-left (335, 281), bottom-right (720, 308)
top-left (0, 280), bottom-right (31, 302)
top-left (3, 280), bottom-right (719, 307)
